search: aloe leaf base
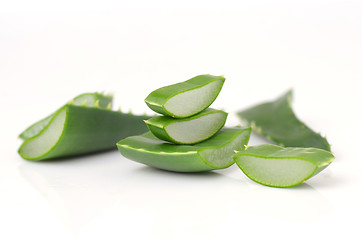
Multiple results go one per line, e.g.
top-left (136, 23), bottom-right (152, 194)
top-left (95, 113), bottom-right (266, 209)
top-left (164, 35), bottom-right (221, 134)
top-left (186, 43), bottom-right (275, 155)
top-left (117, 127), bottom-right (251, 172)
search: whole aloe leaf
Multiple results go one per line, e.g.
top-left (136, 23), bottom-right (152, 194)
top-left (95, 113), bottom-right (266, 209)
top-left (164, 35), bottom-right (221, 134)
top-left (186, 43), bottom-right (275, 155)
top-left (237, 90), bottom-right (331, 151)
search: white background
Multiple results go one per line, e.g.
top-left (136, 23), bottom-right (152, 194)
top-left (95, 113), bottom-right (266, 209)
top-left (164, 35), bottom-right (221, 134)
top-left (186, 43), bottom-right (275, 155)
top-left (1, 0), bottom-right (362, 239)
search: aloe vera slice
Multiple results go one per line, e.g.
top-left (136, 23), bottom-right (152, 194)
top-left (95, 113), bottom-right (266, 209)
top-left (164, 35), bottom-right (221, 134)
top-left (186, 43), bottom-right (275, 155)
top-left (117, 127), bottom-right (251, 172)
top-left (145, 108), bottom-right (228, 144)
top-left (233, 144), bottom-right (334, 188)
top-left (19, 93), bottom-right (112, 140)
top-left (144, 74), bottom-right (225, 118)
top-left (237, 90), bottom-right (331, 151)
top-left (18, 94), bottom-right (149, 161)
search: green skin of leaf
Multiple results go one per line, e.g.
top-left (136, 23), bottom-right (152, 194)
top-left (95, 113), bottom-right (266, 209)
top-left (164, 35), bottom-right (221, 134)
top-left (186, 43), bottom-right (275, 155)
top-left (18, 94), bottom-right (149, 161)
top-left (237, 90), bottom-right (331, 151)
top-left (144, 108), bottom-right (228, 144)
top-left (144, 74), bottom-right (225, 118)
top-left (19, 92), bottom-right (113, 140)
top-left (233, 144), bottom-right (334, 188)
top-left (117, 127), bottom-right (251, 172)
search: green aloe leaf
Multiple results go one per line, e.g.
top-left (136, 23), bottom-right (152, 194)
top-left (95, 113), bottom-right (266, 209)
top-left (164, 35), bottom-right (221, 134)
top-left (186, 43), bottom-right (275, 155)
top-left (233, 144), bottom-right (334, 188)
top-left (117, 127), bottom-right (251, 172)
top-left (237, 90), bottom-right (331, 151)
top-left (18, 93), bottom-right (149, 161)
top-left (19, 92), bottom-right (113, 140)
top-left (145, 108), bottom-right (227, 144)
top-left (145, 74), bottom-right (225, 118)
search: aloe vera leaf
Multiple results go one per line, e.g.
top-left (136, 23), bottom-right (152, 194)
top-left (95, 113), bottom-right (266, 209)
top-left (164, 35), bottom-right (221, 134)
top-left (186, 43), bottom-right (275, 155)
top-left (19, 93), bottom-right (113, 140)
top-left (237, 90), bottom-right (331, 151)
top-left (117, 127), bottom-right (251, 172)
top-left (145, 108), bottom-right (228, 144)
top-left (144, 74), bottom-right (225, 118)
top-left (18, 96), bottom-right (149, 161)
top-left (233, 144), bottom-right (334, 188)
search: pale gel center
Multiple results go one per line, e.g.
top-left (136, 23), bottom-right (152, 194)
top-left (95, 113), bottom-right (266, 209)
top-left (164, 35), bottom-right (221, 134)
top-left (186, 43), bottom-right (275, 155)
top-left (164, 80), bottom-right (223, 117)
top-left (238, 156), bottom-right (316, 186)
top-left (20, 109), bottom-right (67, 158)
top-left (165, 112), bottom-right (225, 143)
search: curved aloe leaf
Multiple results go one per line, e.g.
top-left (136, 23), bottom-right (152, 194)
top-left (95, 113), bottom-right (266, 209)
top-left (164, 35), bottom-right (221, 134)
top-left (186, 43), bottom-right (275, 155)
top-left (145, 108), bottom-right (227, 144)
top-left (117, 127), bottom-right (251, 172)
top-left (18, 93), bottom-right (149, 161)
top-left (19, 93), bottom-right (113, 140)
top-left (145, 74), bottom-right (225, 118)
top-left (233, 144), bottom-right (334, 188)
top-left (237, 90), bottom-right (331, 151)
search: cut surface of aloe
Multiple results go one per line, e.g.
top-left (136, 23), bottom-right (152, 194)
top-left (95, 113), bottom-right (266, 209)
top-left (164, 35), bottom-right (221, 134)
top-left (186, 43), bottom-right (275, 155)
top-left (19, 92), bottom-right (112, 140)
top-left (117, 127), bottom-right (251, 172)
top-left (145, 74), bottom-right (225, 118)
top-left (145, 108), bottom-right (227, 144)
top-left (18, 93), bottom-right (149, 161)
top-left (233, 144), bottom-right (334, 188)
top-left (237, 90), bottom-right (331, 151)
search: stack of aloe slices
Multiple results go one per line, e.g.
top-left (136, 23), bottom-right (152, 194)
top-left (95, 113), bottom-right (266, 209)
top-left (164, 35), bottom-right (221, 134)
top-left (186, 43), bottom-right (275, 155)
top-left (117, 75), bottom-right (252, 172)
top-left (18, 93), bottom-right (149, 161)
top-left (144, 75), bottom-right (229, 145)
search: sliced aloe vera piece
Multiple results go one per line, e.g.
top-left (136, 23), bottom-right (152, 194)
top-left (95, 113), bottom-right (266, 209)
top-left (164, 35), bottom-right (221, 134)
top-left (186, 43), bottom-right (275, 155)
top-left (117, 127), bottom-right (251, 172)
top-left (233, 144), bottom-right (334, 188)
top-left (19, 93), bottom-right (112, 140)
top-left (237, 90), bottom-right (331, 151)
top-left (145, 74), bottom-right (225, 118)
top-left (145, 108), bottom-right (227, 144)
top-left (18, 94), bottom-right (149, 161)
